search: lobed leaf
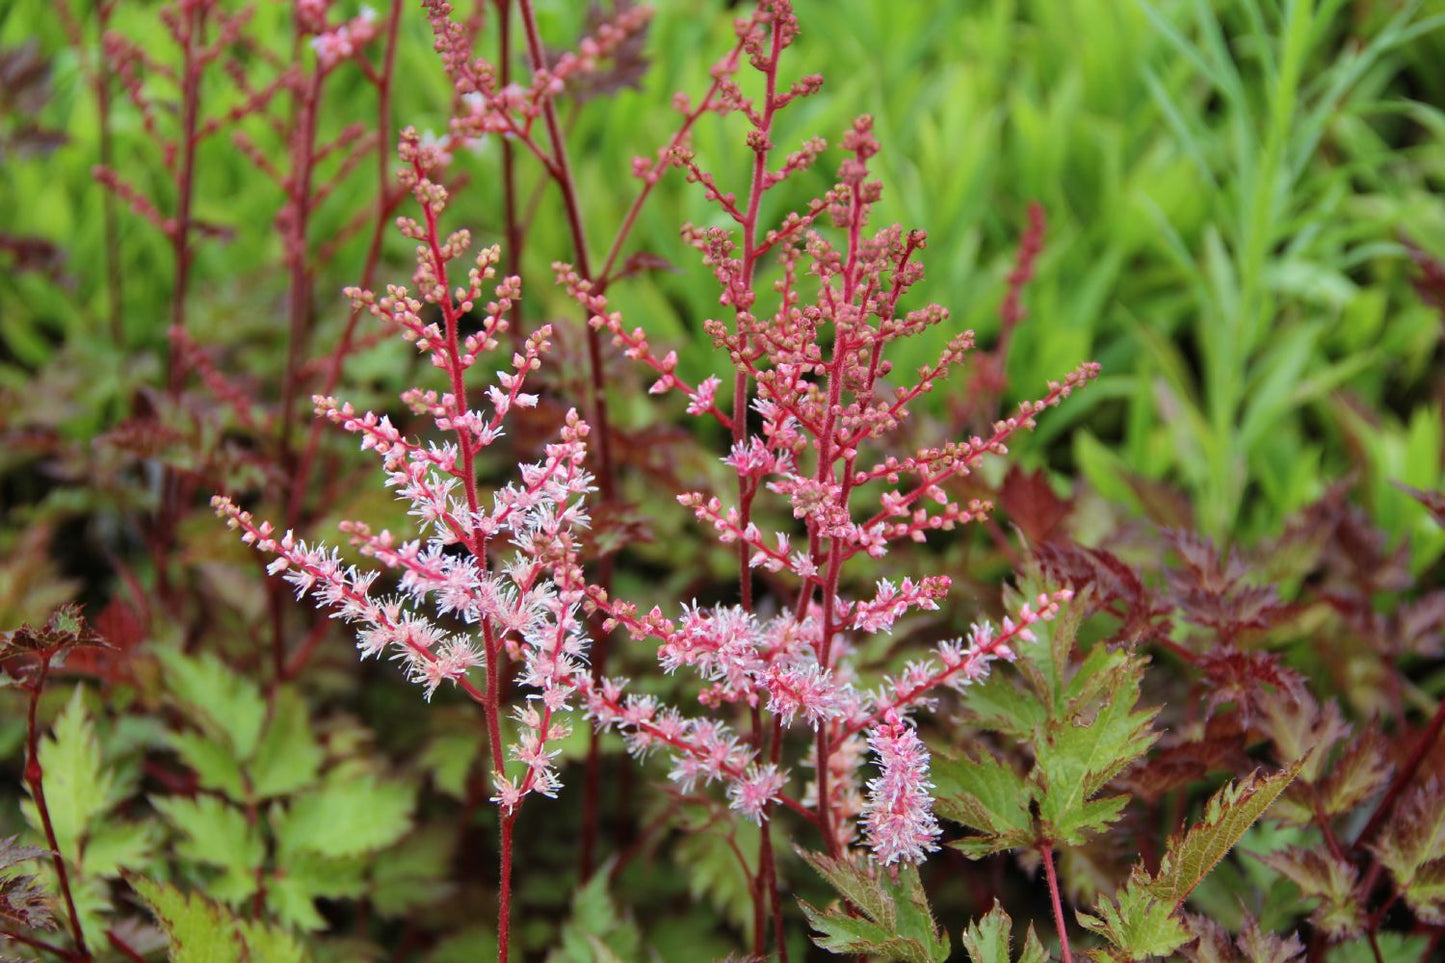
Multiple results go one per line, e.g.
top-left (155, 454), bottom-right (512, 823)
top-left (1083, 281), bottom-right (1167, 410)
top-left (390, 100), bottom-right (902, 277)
top-left (797, 850), bottom-right (949, 962)
top-left (960, 902), bottom-right (1046, 963)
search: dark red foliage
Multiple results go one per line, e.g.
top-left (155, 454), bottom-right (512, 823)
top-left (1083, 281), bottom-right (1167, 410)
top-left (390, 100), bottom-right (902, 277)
top-left (1033, 540), bottom-right (1172, 645)
top-left (997, 465), bottom-right (1071, 543)
top-left (0, 836), bottom-right (56, 933)
top-left (1162, 530), bottom-right (1287, 641)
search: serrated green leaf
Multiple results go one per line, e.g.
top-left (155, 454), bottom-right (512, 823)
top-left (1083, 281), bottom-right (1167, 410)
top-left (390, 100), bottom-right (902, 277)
top-left (1018, 925), bottom-right (1046, 963)
top-left (1077, 873), bottom-right (1191, 961)
top-left (269, 851), bottom-right (366, 932)
top-left (672, 803), bottom-right (756, 932)
top-left (128, 872), bottom-right (311, 962)
top-left (169, 731), bottom-right (247, 800)
top-left (233, 917), bottom-right (309, 963)
top-left (128, 872), bottom-right (242, 963)
top-left (156, 648), bottom-right (267, 761)
top-left (29, 687), bottom-right (113, 862)
top-left (797, 851), bottom-right (949, 962)
top-left (1033, 652), bottom-right (1158, 846)
top-left (962, 672), bottom-right (1047, 740)
top-left (1146, 764), bottom-right (1301, 909)
top-left (1083, 766), bottom-right (1300, 961)
top-left (274, 773), bottom-right (415, 859)
top-left (961, 902), bottom-right (1045, 963)
top-left (249, 688), bottom-right (323, 801)
top-left (961, 903), bottom-right (1012, 963)
top-left (934, 749), bottom-right (1034, 858)
top-left (76, 818), bottom-right (156, 879)
top-left (152, 795), bottom-right (263, 902)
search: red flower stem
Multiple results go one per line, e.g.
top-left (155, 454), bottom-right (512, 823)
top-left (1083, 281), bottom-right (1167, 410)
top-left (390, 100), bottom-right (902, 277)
top-left (499, 811), bottom-right (516, 962)
top-left (166, 2), bottom-right (202, 396)
top-left (731, 13), bottom-right (789, 949)
top-left (496, 0), bottom-right (523, 343)
top-left (154, 1), bottom-right (206, 601)
top-left (278, 66), bottom-right (324, 465)
top-left (23, 656), bottom-right (89, 959)
top-left (511, 0), bottom-right (626, 881)
top-left (514, 0), bottom-right (614, 498)
top-left (1041, 840), bottom-right (1073, 963)
top-left (594, 34), bottom-right (748, 292)
top-left (286, 0), bottom-right (404, 531)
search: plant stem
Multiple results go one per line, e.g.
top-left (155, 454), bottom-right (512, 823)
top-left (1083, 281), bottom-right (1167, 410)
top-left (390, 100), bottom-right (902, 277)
top-left (495, 0), bottom-right (523, 344)
top-left (1355, 692), bottom-right (1445, 850)
top-left (499, 811), bottom-right (516, 963)
top-left (514, 0), bottom-right (614, 497)
top-left (23, 656), bottom-right (89, 960)
top-left (286, 0), bottom-right (404, 532)
top-left (1041, 840), bottom-right (1072, 963)
top-left (278, 67), bottom-right (323, 464)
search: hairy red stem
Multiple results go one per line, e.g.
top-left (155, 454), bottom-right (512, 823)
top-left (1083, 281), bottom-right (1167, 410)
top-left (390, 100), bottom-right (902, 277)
top-left (23, 656), bottom-right (89, 959)
top-left (1042, 840), bottom-right (1073, 963)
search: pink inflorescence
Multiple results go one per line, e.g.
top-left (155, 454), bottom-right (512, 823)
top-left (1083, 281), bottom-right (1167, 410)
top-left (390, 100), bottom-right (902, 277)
top-left (861, 713), bottom-right (941, 865)
top-left (570, 59), bottom-right (1092, 865)
top-left (215, 129), bottom-right (594, 815)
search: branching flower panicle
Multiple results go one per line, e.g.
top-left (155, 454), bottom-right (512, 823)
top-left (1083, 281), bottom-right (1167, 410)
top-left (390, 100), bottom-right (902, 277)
top-left (216, 129), bottom-right (594, 819)
top-left (571, 0), bottom-right (1095, 869)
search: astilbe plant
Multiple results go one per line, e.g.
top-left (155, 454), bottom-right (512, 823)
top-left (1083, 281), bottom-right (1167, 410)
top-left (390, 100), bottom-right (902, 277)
top-left (554, 3), bottom-right (1098, 954)
top-left (219, 3), bottom-right (1100, 960)
top-left (214, 130), bottom-right (594, 960)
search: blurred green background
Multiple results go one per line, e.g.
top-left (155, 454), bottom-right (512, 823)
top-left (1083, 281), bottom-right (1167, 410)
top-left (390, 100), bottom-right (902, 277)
top-left (2, 0), bottom-right (1442, 559)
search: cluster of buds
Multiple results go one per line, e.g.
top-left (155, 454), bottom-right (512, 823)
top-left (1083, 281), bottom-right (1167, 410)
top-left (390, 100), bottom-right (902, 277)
top-left (565, 2), bottom-right (1095, 867)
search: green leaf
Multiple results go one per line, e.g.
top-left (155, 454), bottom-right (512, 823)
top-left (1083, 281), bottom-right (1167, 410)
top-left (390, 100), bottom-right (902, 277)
top-left (1033, 650), bottom-right (1159, 845)
top-left (233, 917), bottom-right (310, 963)
top-left (274, 773), bottom-right (415, 859)
top-left (1082, 766), bottom-right (1300, 961)
top-left (266, 849), bottom-right (366, 931)
top-left (156, 648), bottom-right (267, 761)
top-left (168, 731), bottom-right (247, 800)
top-left (152, 796), bottom-right (263, 904)
top-left (29, 687), bottom-right (114, 863)
top-left (127, 873), bottom-right (311, 963)
top-left (961, 902), bottom-right (1046, 963)
top-left (371, 827), bottom-right (456, 918)
top-left (797, 850), bottom-right (950, 962)
top-left (419, 728), bottom-right (484, 801)
top-left (76, 818), bottom-right (156, 879)
top-left (933, 749), bottom-right (1034, 858)
top-left (129, 872), bottom-right (242, 963)
top-left (248, 688), bottom-right (323, 801)
top-left (1145, 764), bottom-right (1302, 909)
top-left (1077, 872), bottom-right (1191, 961)
top-left (961, 673), bottom-right (1046, 741)
top-left (671, 800), bottom-right (757, 932)
top-left (547, 865), bottom-right (641, 963)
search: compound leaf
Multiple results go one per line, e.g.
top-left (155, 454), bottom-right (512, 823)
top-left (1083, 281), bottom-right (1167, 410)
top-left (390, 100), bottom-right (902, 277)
top-left (798, 851), bottom-right (949, 962)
